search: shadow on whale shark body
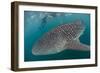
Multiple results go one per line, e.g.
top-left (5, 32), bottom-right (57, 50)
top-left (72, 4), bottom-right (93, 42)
top-left (32, 20), bottom-right (90, 55)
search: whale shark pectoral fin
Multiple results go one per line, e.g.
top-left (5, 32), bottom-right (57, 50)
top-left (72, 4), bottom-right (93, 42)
top-left (64, 39), bottom-right (90, 51)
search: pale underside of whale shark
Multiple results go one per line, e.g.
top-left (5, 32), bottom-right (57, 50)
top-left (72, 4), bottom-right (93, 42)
top-left (32, 20), bottom-right (90, 55)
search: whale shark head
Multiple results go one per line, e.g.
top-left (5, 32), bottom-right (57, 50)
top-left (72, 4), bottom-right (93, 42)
top-left (59, 20), bottom-right (85, 41)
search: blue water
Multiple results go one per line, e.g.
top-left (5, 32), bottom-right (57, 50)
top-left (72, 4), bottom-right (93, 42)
top-left (24, 11), bottom-right (90, 61)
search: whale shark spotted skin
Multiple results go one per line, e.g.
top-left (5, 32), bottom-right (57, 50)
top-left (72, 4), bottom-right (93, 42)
top-left (32, 20), bottom-right (90, 55)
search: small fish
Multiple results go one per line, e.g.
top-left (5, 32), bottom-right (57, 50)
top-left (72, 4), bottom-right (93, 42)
top-left (32, 20), bottom-right (90, 55)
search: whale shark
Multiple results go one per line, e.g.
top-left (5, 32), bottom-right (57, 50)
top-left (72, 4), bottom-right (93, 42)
top-left (32, 20), bottom-right (90, 55)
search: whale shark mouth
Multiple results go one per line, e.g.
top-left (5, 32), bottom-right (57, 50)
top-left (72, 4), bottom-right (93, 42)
top-left (32, 20), bottom-right (90, 55)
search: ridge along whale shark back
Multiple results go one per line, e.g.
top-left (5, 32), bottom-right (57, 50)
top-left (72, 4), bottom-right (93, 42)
top-left (32, 20), bottom-right (90, 55)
